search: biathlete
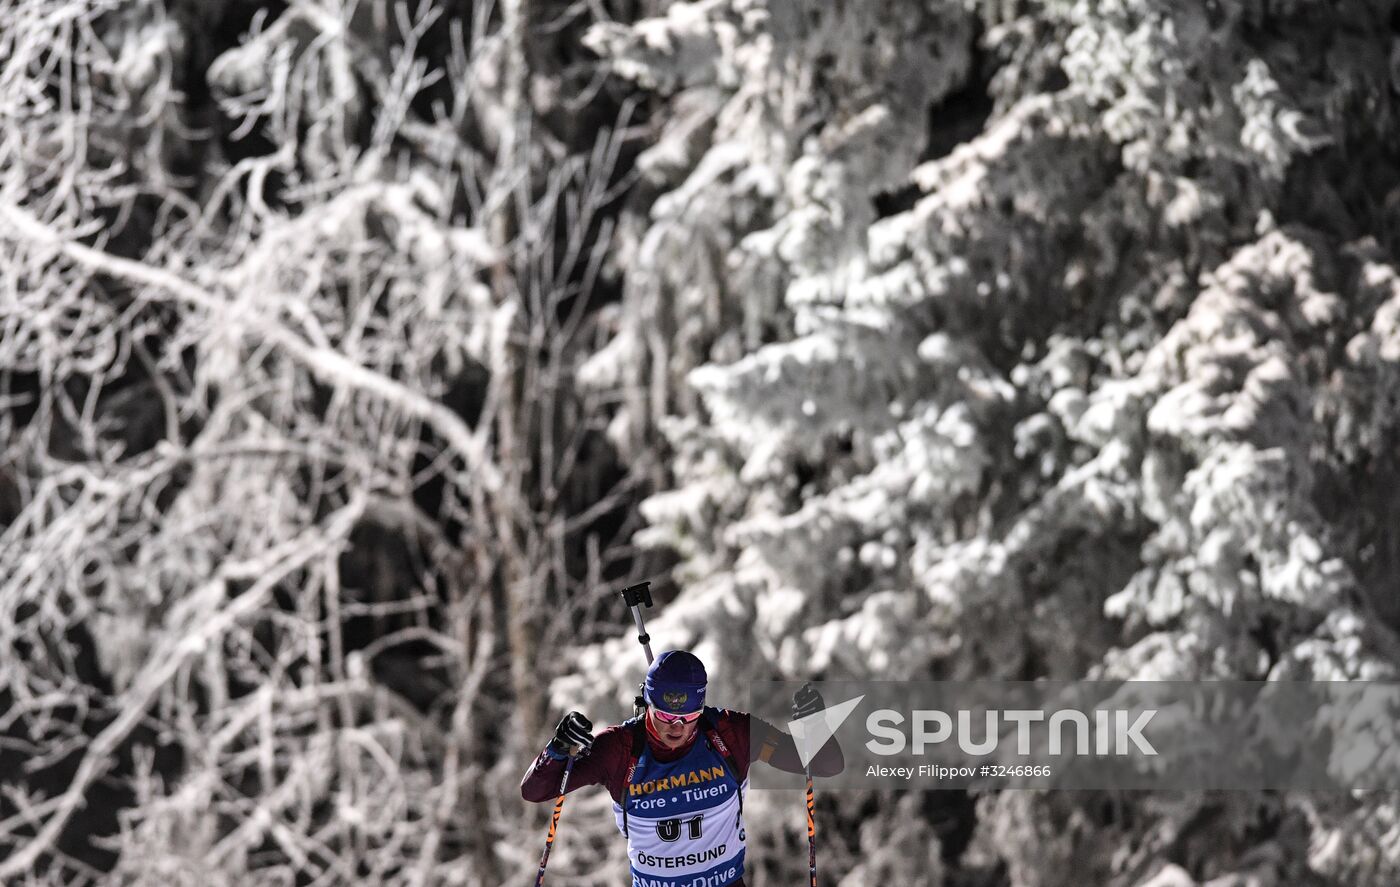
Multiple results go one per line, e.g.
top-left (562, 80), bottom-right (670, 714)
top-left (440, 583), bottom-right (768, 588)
top-left (521, 650), bottom-right (843, 887)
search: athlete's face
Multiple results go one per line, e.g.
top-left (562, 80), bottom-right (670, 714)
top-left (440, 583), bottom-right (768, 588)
top-left (649, 707), bottom-right (701, 749)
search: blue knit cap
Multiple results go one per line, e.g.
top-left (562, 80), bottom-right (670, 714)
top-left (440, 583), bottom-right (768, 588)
top-left (644, 650), bottom-right (706, 714)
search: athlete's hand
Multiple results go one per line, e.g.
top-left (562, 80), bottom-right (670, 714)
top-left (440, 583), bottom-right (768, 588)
top-left (792, 683), bottom-right (824, 720)
top-left (550, 711), bottom-right (594, 757)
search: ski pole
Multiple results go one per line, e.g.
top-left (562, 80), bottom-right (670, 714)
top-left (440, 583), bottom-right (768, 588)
top-left (805, 766), bottom-right (817, 887)
top-left (794, 684), bottom-right (818, 886)
top-left (621, 581), bottom-right (655, 716)
top-left (533, 751), bottom-right (576, 887)
top-left (620, 581), bottom-right (655, 665)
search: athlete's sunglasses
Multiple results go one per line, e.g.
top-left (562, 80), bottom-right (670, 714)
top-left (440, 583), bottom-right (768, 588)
top-left (650, 706), bottom-right (702, 725)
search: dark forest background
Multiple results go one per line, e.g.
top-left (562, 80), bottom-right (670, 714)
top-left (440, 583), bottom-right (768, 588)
top-left (5, 0), bottom-right (1400, 883)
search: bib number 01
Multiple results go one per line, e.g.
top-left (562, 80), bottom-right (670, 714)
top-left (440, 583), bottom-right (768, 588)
top-left (656, 815), bottom-right (703, 842)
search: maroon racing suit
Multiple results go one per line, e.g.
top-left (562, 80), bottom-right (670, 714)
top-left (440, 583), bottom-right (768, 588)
top-left (521, 707), bottom-right (843, 886)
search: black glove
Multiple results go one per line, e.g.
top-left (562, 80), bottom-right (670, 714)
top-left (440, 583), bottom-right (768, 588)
top-left (792, 683), bottom-right (824, 720)
top-left (549, 711), bottom-right (594, 758)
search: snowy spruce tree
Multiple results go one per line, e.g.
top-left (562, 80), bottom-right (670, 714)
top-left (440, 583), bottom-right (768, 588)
top-left (568, 1), bottom-right (1400, 884)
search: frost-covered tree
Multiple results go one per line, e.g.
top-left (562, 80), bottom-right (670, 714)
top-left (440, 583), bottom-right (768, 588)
top-left (567, 0), bottom-right (1400, 884)
top-left (1, 0), bottom-right (653, 883)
